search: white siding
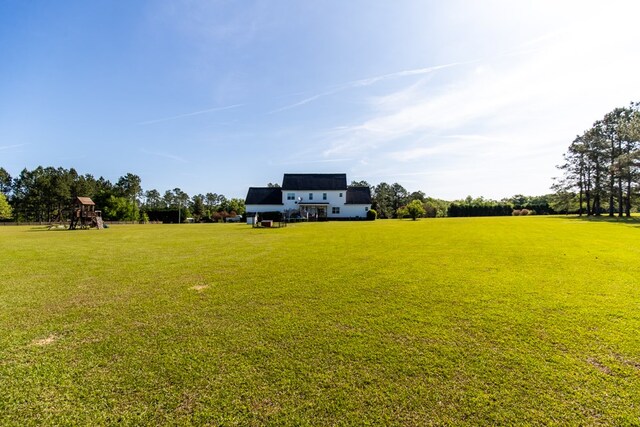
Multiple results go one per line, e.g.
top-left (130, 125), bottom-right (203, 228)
top-left (245, 204), bottom-right (284, 214)
top-left (248, 183), bottom-right (371, 220)
top-left (339, 204), bottom-right (369, 219)
top-left (281, 190), bottom-right (370, 218)
top-left (282, 190), bottom-right (345, 212)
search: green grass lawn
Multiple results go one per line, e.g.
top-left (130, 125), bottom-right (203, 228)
top-left (1, 217), bottom-right (639, 425)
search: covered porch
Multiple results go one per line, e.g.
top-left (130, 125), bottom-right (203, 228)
top-left (297, 203), bottom-right (329, 221)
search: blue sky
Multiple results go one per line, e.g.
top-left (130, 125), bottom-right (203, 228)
top-left (2, 0), bottom-right (640, 200)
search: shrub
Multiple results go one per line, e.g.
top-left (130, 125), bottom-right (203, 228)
top-left (396, 206), bottom-right (409, 219)
top-left (512, 209), bottom-right (521, 216)
top-left (448, 203), bottom-right (513, 217)
top-left (521, 209), bottom-right (530, 216)
top-left (0, 193), bottom-right (12, 220)
top-left (406, 199), bottom-right (426, 220)
top-left (211, 212), bottom-right (224, 222)
top-left (367, 209), bottom-right (377, 220)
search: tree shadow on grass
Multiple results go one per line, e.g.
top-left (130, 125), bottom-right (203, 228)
top-left (25, 226), bottom-right (70, 232)
top-left (550, 214), bottom-right (640, 229)
top-left (24, 227), bottom-right (50, 232)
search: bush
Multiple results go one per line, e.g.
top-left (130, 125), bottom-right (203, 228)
top-left (448, 203), bottom-right (513, 217)
top-left (212, 211), bottom-right (233, 222)
top-left (512, 209), bottom-right (533, 216)
top-left (367, 209), bottom-right (377, 220)
top-left (396, 206), bottom-right (408, 219)
top-left (0, 193), bottom-right (12, 220)
top-left (406, 199), bottom-right (426, 220)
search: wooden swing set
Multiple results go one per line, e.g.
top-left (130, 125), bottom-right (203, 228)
top-left (69, 197), bottom-right (104, 230)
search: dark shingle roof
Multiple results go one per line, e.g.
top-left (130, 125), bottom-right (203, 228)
top-left (245, 187), bottom-right (283, 205)
top-left (282, 173), bottom-right (347, 191)
top-left (345, 186), bottom-right (372, 204)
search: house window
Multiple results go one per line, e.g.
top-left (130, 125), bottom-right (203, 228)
top-left (309, 193), bottom-right (313, 200)
top-left (287, 193), bottom-right (295, 200)
top-left (323, 193), bottom-right (327, 200)
top-left (339, 192), bottom-right (343, 197)
top-left (332, 207), bottom-right (340, 214)
top-left (365, 207), bottom-right (369, 211)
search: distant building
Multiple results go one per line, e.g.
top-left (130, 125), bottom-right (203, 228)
top-left (245, 173), bottom-right (372, 221)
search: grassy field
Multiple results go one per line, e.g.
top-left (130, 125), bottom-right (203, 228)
top-left (1, 217), bottom-right (639, 425)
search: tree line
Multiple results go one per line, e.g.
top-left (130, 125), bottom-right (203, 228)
top-left (0, 166), bottom-right (245, 223)
top-left (353, 180), bottom-right (557, 219)
top-left (0, 165), bottom-right (570, 223)
top-left (556, 102), bottom-right (640, 216)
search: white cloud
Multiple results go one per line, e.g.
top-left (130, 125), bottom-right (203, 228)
top-left (269, 61), bottom-right (474, 114)
top-left (270, 157), bottom-right (352, 166)
top-left (0, 143), bottom-right (28, 151)
top-left (140, 149), bottom-right (188, 163)
top-left (137, 104), bottom-right (244, 125)
top-left (388, 135), bottom-right (504, 162)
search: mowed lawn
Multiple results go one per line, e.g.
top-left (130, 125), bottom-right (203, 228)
top-left (1, 217), bottom-right (639, 426)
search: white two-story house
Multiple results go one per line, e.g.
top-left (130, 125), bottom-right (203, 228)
top-left (245, 173), bottom-right (372, 220)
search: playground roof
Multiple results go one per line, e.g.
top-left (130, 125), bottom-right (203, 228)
top-left (76, 196), bottom-right (95, 206)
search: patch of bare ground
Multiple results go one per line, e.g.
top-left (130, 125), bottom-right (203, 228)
top-left (176, 391), bottom-right (197, 415)
top-left (613, 353), bottom-right (640, 371)
top-left (587, 357), bottom-right (613, 375)
top-left (250, 398), bottom-right (281, 418)
top-left (334, 322), bottom-right (359, 332)
top-left (31, 334), bottom-right (57, 346)
top-left (190, 285), bottom-right (208, 292)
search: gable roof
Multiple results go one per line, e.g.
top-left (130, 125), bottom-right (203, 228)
top-left (345, 186), bottom-right (372, 204)
top-left (282, 173), bottom-right (347, 191)
top-left (245, 187), bottom-right (283, 205)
